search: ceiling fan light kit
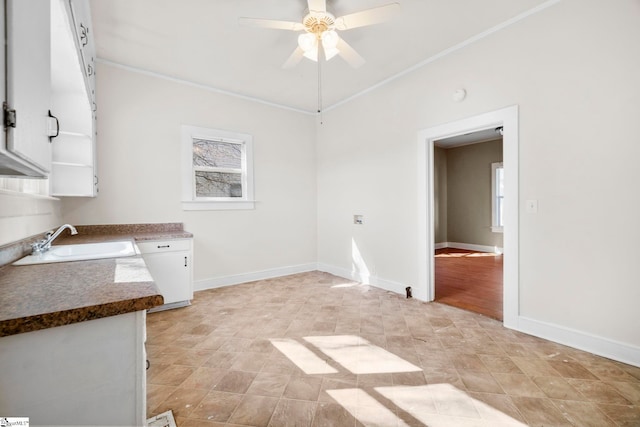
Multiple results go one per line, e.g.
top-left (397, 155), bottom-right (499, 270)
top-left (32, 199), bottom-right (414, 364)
top-left (239, 0), bottom-right (400, 68)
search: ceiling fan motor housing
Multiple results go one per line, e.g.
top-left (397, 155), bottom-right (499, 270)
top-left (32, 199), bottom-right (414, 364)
top-left (303, 12), bottom-right (336, 36)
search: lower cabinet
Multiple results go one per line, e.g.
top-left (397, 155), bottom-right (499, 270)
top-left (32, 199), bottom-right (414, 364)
top-left (0, 311), bottom-right (147, 426)
top-left (137, 239), bottom-right (193, 310)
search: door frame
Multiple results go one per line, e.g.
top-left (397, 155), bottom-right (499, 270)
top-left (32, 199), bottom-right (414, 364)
top-left (417, 105), bottom-right (519, 328)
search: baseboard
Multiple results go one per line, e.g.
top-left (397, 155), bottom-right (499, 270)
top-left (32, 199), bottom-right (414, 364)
top-left (434, 242), bottom-right (448, 250)
top-left (316, 263), bottom-right (409, 297)
top-left (194, 263), bottom-right (317, 292)
top-left (437, 242), bottom-right (503, 254)
top-left (517, 316), bottom-right (640, 367)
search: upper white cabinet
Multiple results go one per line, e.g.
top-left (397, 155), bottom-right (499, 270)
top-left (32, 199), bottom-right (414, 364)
top-left (0, 0), bottom-right (98, 196)
top-left (68, 0), bottom-right (96, 106)
top-left (50, 0), bottom-right (97, 196)
top-left (0, 0), bottom-right (52, 177)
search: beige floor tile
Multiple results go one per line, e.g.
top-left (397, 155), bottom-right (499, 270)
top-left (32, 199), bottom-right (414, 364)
top-left (180, 367), bottom-right (227, 390)
top-left (457, 370), bottom-right (504, 394)
top-left (478, 355), bottom-right (523, 374)
top-left (283, 376), bottom-right (323, 401)
top-left (530, 375), bottom-right (585, 400)
top-left (597, 402), bottom-right (640, 426)
top-left (547, 360), bottom-right (599, 380)
top-left (151, 386), bottom-right (208, 419)
top-left (149, 364), bottom-right (195, 386)
top-left (212, 370), bottom-right (257, 394)
top-left (176, 417), bottom-right (225, 427)
top-left (552, 400), bottom-right (617, 427)
top-left (246, 372), bottom-right (291, 397)
top-left (467, 392), bottom-right (526, 423)
top-left (567, 379), bottom-right (632, 405)
top-left (511, 396), bottom-right (572, 426)
top-left (493, 373), bottom-right (546, 398)
top-left (313, 402), bottom-right (357, 427)
top-left (189, 391), bottom-right (243, 422)
top-left (145, 271), bottom-right (640, 427)
top-left (608, 380), bottom-right (640, 404)
top-left (146, 384), bottom-right (177, 416)
top-left (227, 394), bottom-right (279, 427)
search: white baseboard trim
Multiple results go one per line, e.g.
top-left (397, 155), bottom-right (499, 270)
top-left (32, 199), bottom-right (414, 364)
top-left (194, 263), bottom-right (317, 292)
top-left (436, 242), bottom-right (503, 254)
top-left (517, 316), bottom-right (640, 367)
top-left (317, 263), bottom-right (409, 297)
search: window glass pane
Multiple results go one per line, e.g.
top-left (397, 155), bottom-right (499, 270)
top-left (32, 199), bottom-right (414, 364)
top-left (193, 139), bottom-right (242, 169)
top-left (496, 167), bottom-right (504, 197)
top-left (195, 171), bottom-right (242, 198)
top-left (497, 196), bottom-right (504, 226)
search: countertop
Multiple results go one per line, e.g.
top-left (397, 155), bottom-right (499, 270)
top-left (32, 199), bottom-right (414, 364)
top-left (0, 223), bottom-right (193, 337)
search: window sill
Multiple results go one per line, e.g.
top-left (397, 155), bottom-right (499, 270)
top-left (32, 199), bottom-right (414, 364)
top-left (491, 226), bottom-right (504, 233)
top-left (182, 200), bottom-right (255, 211)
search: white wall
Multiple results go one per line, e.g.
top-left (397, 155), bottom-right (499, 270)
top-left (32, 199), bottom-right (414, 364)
top-left (317, 0), bottom-right (640, 357)
top-left (62, 63), bottom-right (318, 286)
top-left (0, 192), bottom-right (61, 247)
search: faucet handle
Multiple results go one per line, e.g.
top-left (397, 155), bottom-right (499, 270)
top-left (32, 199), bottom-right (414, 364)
top-left (32, 241), bottom-right (44, 253)
top-left (45, 231), bottom-right (53, 239)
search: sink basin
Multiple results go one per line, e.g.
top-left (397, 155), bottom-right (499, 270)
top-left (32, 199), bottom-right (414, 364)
top-left (13, 241), bottom-right (137, 265)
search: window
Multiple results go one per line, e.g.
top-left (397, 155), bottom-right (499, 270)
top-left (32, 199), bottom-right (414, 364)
top-left (181, 125), bottom-right (254, 210)
top-left (491, 162), bottom-right (504, 232)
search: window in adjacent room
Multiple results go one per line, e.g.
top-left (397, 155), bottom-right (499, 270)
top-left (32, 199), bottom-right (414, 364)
top-left (181, 125), bottom-right (254, 210)
top-left (491, 162), bottom-right (504, 232)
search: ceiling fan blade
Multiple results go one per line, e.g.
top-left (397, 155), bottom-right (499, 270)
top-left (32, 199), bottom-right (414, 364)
top-left (238, 17), bottom-right (304, 31)
top-left (283, 47), bottom-right (305, 69)
top-left (334, 2), bottom-right (400, 30)
top-left (336, 37), bottom-right (365, 68)
top-left (307, 0), bottom-right (326, 13)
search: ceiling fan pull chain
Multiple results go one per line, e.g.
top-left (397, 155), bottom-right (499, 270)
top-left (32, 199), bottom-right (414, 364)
top-left (318, 54), bottom-right (324, 123)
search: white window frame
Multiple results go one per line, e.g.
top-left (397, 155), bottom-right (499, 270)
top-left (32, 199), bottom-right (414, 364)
top-left (181, 125), bottom-right (254, 210)
top-left (491, 161), bottom-right (504, 233)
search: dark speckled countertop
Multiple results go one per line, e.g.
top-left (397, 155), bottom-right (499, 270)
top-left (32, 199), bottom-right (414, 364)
top-left (0, 223), bottom-right (193, 337)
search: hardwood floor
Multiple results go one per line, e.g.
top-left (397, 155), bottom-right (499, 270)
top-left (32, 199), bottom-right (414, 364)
top-left (435, 247), bottom-right (503, 321)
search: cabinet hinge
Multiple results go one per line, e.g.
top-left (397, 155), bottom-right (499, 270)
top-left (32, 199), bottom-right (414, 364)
top-left (3, 102), bottom-right (17, 129)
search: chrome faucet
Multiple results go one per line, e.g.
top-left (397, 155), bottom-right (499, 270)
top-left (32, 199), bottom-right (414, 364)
top-left (32, 224), bottom-right (78, 254)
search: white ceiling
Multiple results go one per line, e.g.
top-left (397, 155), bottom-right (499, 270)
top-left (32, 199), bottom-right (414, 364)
top-left (90, 0), bottom-right (549, 113)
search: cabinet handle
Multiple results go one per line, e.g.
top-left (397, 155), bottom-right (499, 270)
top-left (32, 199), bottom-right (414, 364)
top-left (157, 245), bottom-right (170, 249)
top-left (87, 63), bottom-right (94, 76)
top-left (47, 110), bottom-right (59, 142)
top-left (80, 23), bottom-right (89, 46)
top-left (184, 256), bottom-right (188, 267)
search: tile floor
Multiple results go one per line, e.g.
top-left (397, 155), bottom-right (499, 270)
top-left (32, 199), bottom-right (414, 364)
top-left (146, 271), bottom-right (640, 426)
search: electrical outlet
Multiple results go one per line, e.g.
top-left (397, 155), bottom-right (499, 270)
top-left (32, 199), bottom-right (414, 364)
top-left (354, 215), bottom-right (364, 225)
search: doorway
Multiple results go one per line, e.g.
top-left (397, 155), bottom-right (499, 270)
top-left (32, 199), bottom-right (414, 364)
top-left (433, 132), bottom-right (504, 320)
top-left (416, 106), bottom-right (519, 328)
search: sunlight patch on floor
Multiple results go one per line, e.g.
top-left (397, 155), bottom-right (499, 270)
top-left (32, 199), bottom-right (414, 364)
top-left (376, 384), bottom-right (527, 427)
top-left (303, 335), bottom-right (421, 374)
top-left (327, 388), bottom-right (411, 427)
top-left (269, 338), bottom-right (338, 374)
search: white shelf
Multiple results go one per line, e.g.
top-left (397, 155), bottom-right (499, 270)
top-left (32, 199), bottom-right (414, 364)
top-left (52, 161), bottom-right (91, 168)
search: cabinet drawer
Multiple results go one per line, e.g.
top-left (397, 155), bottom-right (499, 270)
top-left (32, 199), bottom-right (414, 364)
top-left (136, 239), bottom-right (191, 254)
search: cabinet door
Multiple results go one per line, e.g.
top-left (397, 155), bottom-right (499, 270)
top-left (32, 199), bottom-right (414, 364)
top-left (141, 252), bottom-right (191, 305)
top-left (69, 0), bottom-right (96, 103)
top-left (5, 0), bottom-right (52, 173)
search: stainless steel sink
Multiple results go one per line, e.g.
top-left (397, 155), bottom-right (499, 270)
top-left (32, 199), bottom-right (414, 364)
top-left (13, 241), bottom-right (137, 265)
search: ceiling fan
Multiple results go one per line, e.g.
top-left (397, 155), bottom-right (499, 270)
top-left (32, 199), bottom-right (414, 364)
top-left (239, 0), bottom-right (400, 69)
